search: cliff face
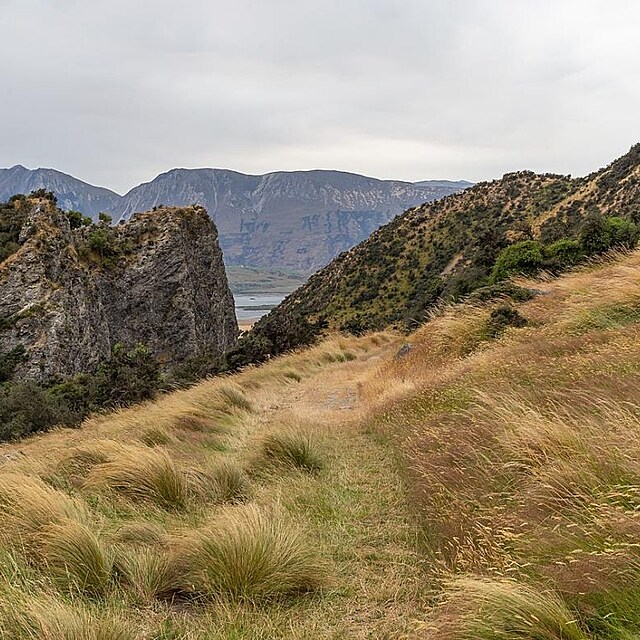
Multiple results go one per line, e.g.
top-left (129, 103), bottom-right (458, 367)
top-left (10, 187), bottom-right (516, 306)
top-left (0, 200), bottom-right (237, 380)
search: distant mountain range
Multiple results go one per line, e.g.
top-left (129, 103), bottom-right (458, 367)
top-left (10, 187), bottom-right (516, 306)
top-left (0, 165), bottom-right (470, 272)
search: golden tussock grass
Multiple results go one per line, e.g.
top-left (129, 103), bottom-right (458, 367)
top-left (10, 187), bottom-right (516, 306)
top-left (0, 474), bottom-right (89, 550)
top-left (358, 250), bottom-right (640, 637)
top-left (173, 504), bottom-right (329, 600)
top-left (254, 428), bottom-right (325, 474)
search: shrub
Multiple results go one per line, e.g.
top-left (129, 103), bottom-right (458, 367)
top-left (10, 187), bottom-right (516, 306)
top-left (579, 214), bottom-right (640, 255)
top-left (91, 343), bottom-right (160, 408)
top-left (65, 210), bottom-right (92, 229)
top-left (175, 505), bottom-right (328, 600)
top-left (543, 239), bottom-right (584, 272)
top-left (86, 228), bottom-right (112, 256)
top-left (490, 240), bottom-right (545, 283)
top-left (0, 344), bottom-right (26, 383)
top-left (0, 382), bottom-right (71, 441)
top-left (482, 305), bottom-right (528, 340)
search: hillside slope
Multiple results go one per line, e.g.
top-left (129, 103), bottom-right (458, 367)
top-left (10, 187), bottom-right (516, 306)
top-left (248, 144), bottom-right (640, 351)
top-left (1, 252), bottom-right (640, 637)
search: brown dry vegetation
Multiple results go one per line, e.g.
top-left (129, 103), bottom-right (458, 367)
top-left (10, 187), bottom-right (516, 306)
top-left (3, 250), bottom-right (640, 637)
top-left (361, 249), bottom-right (640, 638)
top-left (0, 332), bottom-right (430, 638)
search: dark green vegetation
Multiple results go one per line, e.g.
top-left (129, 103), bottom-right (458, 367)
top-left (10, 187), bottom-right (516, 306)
top-left (242, 144), bottom-right (640, 360)
top-left (0, 343), bottom-right (160, 441)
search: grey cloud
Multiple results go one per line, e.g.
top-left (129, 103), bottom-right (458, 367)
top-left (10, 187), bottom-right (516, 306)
top-left (1, 0), bottom-right (639, 192)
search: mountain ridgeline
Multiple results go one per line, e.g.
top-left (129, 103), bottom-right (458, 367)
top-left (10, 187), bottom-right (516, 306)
top-left (0, 166), bottom-right (470, 273)
top-left (240, 144), bottom-right (640, 360)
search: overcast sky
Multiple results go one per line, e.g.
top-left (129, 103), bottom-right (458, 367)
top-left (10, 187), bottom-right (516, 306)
top-left (1, 0), bottom-right (640, 194)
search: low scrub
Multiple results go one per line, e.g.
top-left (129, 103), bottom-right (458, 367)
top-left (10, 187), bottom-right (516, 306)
top-left (174, 505), bottom-right (328, 600)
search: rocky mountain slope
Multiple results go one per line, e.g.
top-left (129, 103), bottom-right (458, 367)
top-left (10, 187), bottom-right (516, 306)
top-left (242, 144), bottom-right (640, 356)
top-left (0, 196), bottom-right (237, 380)
top-left (0, 166), bottom-right (469, 272)
top-left (113, 169), bottom-right (469, 271)
top-left (0, 165), bottom-right (121, 217)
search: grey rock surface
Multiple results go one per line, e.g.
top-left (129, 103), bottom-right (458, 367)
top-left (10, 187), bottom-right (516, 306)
top-left (0, 200), bottom-right (237, 380)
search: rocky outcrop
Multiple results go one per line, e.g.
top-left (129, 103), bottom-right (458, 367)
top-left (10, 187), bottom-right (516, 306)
top-left (0, 200), bottom-right (237, 380)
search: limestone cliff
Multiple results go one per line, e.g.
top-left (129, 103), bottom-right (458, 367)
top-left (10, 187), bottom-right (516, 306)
top-left (0, 199), bottom-right (237, 380)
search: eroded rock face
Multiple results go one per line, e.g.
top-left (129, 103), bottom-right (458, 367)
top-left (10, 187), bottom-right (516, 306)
top-left (0, 200), bottom-right (237, 380)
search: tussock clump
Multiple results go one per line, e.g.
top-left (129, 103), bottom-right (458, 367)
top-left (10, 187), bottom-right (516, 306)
top-left (217, 384), bottom-right (253, 413)
top-left (175, 504), bottom-right (328, 600)
top-left (40, 520), bottom-right (115, 595)
top-left (173, 413), bottom-right (222, 433)
top-left (0, 474), bottom-right (87, 549)
top-left (85, 447), bottom-right (189, 510)
top-left (423, 578), bottom-right (588, 640)
top-left (186, 461), bottom-right (252, 504)
top-left (0, 592), bottom-right (136, 640)
top-left (257, 429), bottom-right (324, 473)
top-left (209, 461), bottom-right (252, 503)
top-left (140, 426), bottom-right (174, 447)
top-left (282, 369), bottom-right (302, 382)
top-left (57, 448), bottom-right (110, 485)
top-left (119, 546), bottom-right (181, 603)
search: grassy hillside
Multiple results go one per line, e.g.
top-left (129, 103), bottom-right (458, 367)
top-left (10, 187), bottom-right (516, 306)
top-left (242, 144), bottom-right (640, 358)
top-left (2, 250), bottom-right (640, 636)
